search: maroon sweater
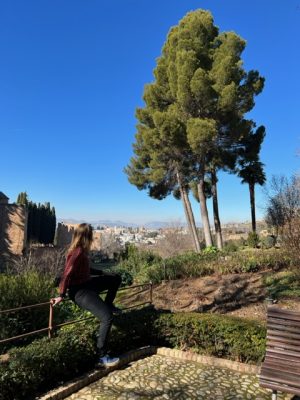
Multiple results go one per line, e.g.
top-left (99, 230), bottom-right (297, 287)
top-left (59, 247), bottom-right (90, 297)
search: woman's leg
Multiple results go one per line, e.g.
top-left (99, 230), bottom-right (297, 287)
top-left (88, 273), bottom-right (122, 305)
top-left (74, 288), bottom-right (113, 356)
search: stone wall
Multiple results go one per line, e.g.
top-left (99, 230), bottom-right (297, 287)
top-left (0, 203), bottom-right (28, 259)
top-left (55, 223), bottom-right (102, 251)
top-left (55, 223), bottom-right (76, 248)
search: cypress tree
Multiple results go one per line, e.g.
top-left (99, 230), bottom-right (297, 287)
top-left (237, 124), bottom-right (266, 232)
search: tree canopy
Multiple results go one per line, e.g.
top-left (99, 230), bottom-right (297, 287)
top-left (125, 9), bottom-right (265, 249)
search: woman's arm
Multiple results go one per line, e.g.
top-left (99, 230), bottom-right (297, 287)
top-left (51, 296), bottom-right (63, 306)
top-left (58, 247), bottom-right (81, 296)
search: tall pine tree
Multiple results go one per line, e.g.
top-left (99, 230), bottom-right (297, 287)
top-left (126, 9), bottom-right (264, 248)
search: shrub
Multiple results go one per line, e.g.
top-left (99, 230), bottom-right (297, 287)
top-left (0, 271), bottom-right (55, 353)
top-left (153, 312), bottom-right (266, 363)
top-left (117, 246), bottom-right (293, 284)
top-left (247, 232), bottom-right (260, 248)
top-left (0, 271), bottom-right (79, 353)
top-left (118, 244), bottom-right (162, 279)
top-left (263, 270), bottom-right (300, 299)
top-left (202, 245), bottom-right (218, 255)
top-left (223, 240), bottom-right (239, 253)
top-left (114, 268), bottom-right (133, 287)
top-left (0, 308), bottom-right (266, 399)
top-left (6, 248), bottom-right (66, 278)
top-left (260, 235), bottom-right (276, 249)
top-left (131, 252), bottom-right (217, 283)
top-left (0, 325), bottom-right (96, 400)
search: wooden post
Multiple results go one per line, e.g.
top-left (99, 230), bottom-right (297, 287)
top-left (149, 281), bottom-right (153, 304)
top-left (48, 302), bottom-right (53, 339)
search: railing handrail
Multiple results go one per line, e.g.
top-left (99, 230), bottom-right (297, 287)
top-left (0, 283), bottom-right (151, 314)
top-left (0, 282), bottom-right (153, 345)
top-left (0, 302), bottom-right (50, 314)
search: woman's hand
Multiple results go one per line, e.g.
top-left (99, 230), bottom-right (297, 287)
top-left (50, 296), bottom-right (63, 306)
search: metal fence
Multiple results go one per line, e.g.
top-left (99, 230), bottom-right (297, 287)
top-left (0, 282), bottom-right (153, 345)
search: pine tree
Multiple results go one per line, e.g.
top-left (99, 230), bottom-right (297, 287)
top-left (126, 9), bottom-right (264, 248)
top-left (163, 11), bottom-right (264, 247)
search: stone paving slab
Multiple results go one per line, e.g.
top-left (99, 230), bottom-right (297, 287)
top-left (64, 354), bottom-right (291, 400)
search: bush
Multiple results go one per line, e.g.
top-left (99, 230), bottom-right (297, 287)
top-left (118, 244), bottom-right (162, 280)
top-left (223, 240), bottom-right (239, 253)
top-left (263, 270), bottom-right (300, 299)
top-left (0, 325), bottom-right (96, 400)
top-left (247, 232), bottom-right (260, 248)
top-left (0, 308), bottom-right (267, 399)
top-left (117, 245), bottom-right (293, 284)
top-left (202, 246), bottom-right (218, 255)
top-left (260, 235), bottom-right (276, 249)
top-left (0, 271), bottom-right (55, 353)
top-left (129, 252), bottom-right (216, 283)
top-left (153, 312), bottom-right (266, 363)
top-left (0, 271), bottom-right (80, 353)
top-left (114, 268), bottom-right (133, 287)
top-left (0, 307), bottom-right (266, 400)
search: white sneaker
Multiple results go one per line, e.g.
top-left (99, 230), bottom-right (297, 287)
top-left (98, 355), bottom-right (120, 367)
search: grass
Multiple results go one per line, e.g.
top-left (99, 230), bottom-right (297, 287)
top-left (263, 270), bottom-right (300, 299)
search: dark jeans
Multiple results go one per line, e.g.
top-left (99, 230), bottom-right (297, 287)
top-left (69, 272), bottom-right (122, 357)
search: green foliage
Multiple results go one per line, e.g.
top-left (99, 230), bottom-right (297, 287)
top-left (0, 327), bottom-right (96, 400)
top-left (0, 271), bottom-right (54, 352)
top-left (117, 246), bottom-right (293, 284)
top-left (16, 192), bottom-right (57, 244)
top-left (125, 8), bottom-right (265, 252)
top-left (16, 192), bottom-right (29, 206)
top-left (260, 235), bottom-right (276, 249)
top-left (263, 271), bottom-right (300, 300)
top-left (187, 118), bottom-right (217, 153)
top-left (118, 244), bottom-right (162, 282)
top-left (154, 312), bottom-right (266, 363)
top-left (114, 268), bottom-right (133, 287)
top-left (223, 240), bottom-right (239, 253)
top-left (247, 232), bottom-right (260, 248)
top-left (27, 201), bottom-right (56, 245)
top-left (216, 249), bottom-right (292, 274)
top-left (0, 271), bottom-right (75, 352)
top-left (119, 250), bottom-right (217, 284)
top-left (0, 308), bottom-right (266, 399)
top-left (202, 245), bottom-right (218, 254)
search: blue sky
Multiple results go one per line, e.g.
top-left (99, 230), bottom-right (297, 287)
top-left (1, 0), bottom-right (299, 225)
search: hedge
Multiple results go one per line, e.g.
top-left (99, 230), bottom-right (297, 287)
top-left (0, 308), bottom-right (266, 400)
top-left (118, 247), bottom-right (293, 284)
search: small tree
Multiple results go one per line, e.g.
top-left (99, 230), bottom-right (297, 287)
top-left (154, 227), bottom-right (196, 258)
top-left (16, 191), bottom-right (29, 206)
top-left (237, 124), bottom-right (266, 233)
top-left (265, 175), bottom-right (300, 254)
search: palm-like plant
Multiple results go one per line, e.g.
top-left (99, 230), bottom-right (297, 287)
top-left (238, 161), bottom-right (266, 232)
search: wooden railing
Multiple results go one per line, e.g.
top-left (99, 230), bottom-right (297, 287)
top-left (0, 282), bottom-right (153, 345)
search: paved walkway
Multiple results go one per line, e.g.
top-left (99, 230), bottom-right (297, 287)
top-left (64, 354), bottom-right (291, 400)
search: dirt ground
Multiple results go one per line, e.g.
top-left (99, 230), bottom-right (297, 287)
top-left (121, 271), bottom-right (300, 322)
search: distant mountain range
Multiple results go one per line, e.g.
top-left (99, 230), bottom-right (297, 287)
top-left (57, 218), bottom-right (182, 229)
top-left (57, 218), bottom-right (262, 230)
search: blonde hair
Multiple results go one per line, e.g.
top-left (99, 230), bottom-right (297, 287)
top-left (68, 223), bottom-right (93, 254)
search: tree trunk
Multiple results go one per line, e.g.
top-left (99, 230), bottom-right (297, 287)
top-left (182, 186), bottom-right (201, 252)
top-left (249, 183), bottom-right (256, 232)
top-left (197, 167), bottom-right (213, 247)
top-left (176, 169), bottom-right (201, 253)
top-left (211, 168), bottom-right (223, 250)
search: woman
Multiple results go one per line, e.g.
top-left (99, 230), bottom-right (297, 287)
top-left (51, 223), bottom-right (122, 367)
